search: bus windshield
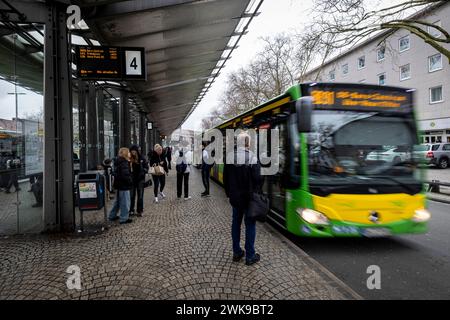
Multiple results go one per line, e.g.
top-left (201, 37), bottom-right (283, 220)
top-left (306, 110), bottom-right (422, 194)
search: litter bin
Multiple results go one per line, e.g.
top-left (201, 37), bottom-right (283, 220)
top-left (76, 172), bottom-right (108, 231)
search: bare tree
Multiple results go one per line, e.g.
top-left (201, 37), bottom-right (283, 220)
top-left (201, 107), bottom-right (228, 130)
top-left (312, 0), bottom-right (450, 62)
top-left (201, 33), bottom-right (326, 128)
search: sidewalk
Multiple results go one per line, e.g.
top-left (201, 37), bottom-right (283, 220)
top-left (0, 169), bottom-right (360, 300)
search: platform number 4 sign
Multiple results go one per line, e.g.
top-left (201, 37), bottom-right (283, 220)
top-left (125, 50), bottom-right (143, 76)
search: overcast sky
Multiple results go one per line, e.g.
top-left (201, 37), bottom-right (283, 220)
top-left (181, 0), bottom-right (410, 132)
top-left (0, 80), bottom-right (43, 121)
top-left (182, 0), bottom-right (312, 131)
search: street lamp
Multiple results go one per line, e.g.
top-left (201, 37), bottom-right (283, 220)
top-left (7, 89), bottom-right (25, 236)
top-left (8, 91), bottom-right (26, 134)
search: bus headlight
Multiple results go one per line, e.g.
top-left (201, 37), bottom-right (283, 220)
top-left (296, 208), bottom-right (329, 225)
top-left (412, 208), bottom-right (431, 222)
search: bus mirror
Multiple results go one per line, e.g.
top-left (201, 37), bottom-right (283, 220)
top-left (296, 97), bottom-right (312, 132)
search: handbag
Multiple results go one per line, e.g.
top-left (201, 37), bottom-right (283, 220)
top-left (143, 173), bottom-right (153, 188)
top-left (150, 164), bottom-right (165, 176)
top-left (246, 164), bottom-right (269, 222)
top-left (247, 191), bottom-right (269, 222)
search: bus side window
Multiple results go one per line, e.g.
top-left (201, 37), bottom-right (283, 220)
top-left (286, 114), bottom-right (301, 188)
top-left (276, 122), bottom-right (288, 176)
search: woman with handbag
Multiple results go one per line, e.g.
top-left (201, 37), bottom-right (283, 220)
top-left (108, 147), bottom-right (133, 224)
top-left (149, 144), bottom-right (168, 203)
top-left (129, 145), bottom-right (148, 217)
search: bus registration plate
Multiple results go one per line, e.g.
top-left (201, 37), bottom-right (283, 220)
top-left (361, 228), bottom-right (391, 238)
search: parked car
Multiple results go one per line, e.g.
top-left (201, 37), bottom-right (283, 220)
top-left (365, 146), bottom-right (411, 164)
top-left (418, 143), bottom-right (450, 169)
top-left (412, 144), bottom-right (433, 165)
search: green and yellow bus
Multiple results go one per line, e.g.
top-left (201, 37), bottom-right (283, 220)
top-left (210, 82), bottom-right (430, 237)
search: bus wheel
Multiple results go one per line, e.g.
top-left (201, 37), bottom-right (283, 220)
top-left (439, 157), bottom-right (449, 169)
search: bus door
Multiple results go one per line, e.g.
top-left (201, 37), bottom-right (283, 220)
top-left (268, 120), bottom-right (288, 214)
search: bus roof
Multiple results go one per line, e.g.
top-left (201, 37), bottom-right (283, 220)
top-left (210, 82), bottom-right (414, 131)
top-left (213, 84), bottom-right (299, 130)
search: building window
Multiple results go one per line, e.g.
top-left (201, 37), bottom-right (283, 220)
top-left (377, 46), bottom-right (385, 62)
top-left (400, 64), bottom-right (411, 81)
top-left (399, 35), bottom-right (410, 52)
top-left (342, 63), bottom-right (348, 75)
top-left (378, 73), bottom-right (386, 85)
top-left (358, 56), bottom-right (365, 69)
top-left (428, 20), bottom-right (442, 38)
top-left (429, 53), bottom-right (442, 72)
top-left (329, 69), bottom-right (336, 81)
top-left (430, 86), bottom-right (443, 104)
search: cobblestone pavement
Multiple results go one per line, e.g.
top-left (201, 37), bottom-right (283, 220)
top-left (0, 169), bottom-right (360, 300)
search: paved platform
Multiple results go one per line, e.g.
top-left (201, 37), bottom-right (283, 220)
top-left (0, 169), bottom-right (360, 300)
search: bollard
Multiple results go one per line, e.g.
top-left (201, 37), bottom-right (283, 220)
top-left (428, 180), bottom-right (440, 193)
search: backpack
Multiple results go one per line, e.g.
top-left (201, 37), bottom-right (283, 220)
top-left (176, 161), bottom-right (187, 174)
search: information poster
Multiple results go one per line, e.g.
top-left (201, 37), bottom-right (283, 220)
top-left (79, 182), bottom-right (97, 199)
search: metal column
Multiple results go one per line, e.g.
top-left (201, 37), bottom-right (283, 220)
top-left (139, 112), bottom-right (146, 155)
top-left (119, 91), bottom-right (131, 148)
top-left (78, 80), bottom-right (87, 172)
top-left (112, 100), bottom-right (119, 156)
top-left (43, 4), bottom-right (74, 232)
top-left (147, 125), bottom-right (153, 157)
top-left (97, 90), bottom-right (105, 164)
top-left (131, 119), bottom-right (137, 145)
top-left (87, 82), bottom-right (98, 170)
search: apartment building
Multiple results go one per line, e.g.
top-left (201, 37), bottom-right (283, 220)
top-left (302, 2), bottom-right (450, 144)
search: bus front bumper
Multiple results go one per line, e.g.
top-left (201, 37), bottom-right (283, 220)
top-left (299, 219), bottom-right (428, 237)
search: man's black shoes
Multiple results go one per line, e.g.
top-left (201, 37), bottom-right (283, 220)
top-left (233, 251), bottom-right (245, 262)
top-left (245, 253), bottom-right (261, 266)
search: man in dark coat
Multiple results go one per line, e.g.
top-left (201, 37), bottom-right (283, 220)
top-left (224, 132), bottom-right (262, 266)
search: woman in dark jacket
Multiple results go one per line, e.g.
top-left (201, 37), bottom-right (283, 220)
top-left (108, 147), bottom-right (133, 224)
top-left (129, 144), bottom-right (148, 216)
top-left (149, 144), bottom-right (168, 203)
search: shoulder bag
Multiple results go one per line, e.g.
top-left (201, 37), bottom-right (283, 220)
top-left (246, 163), bottom-right (269, 222)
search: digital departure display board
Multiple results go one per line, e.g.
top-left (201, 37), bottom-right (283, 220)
top-left (304, 84), bottom-right (412, 112)
top-left (75, 46), bottom-right (146, 81)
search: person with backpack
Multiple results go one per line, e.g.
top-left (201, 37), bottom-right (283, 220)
top-left (109, 147), bottom-right (133, 224)
top-left (129, 144), bottom-right (148, 217)
top-left (201, 142), bottom-right (211, 197)
top-left (175, 148), bottom-right (192, 200)
top-left (224, 132), bottom-right (263, 266)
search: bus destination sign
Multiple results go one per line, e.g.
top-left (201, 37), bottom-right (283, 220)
top-left (75, 46), bottom-right (146, 81)
top-left (308, 86), bottom-right (412, 112)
